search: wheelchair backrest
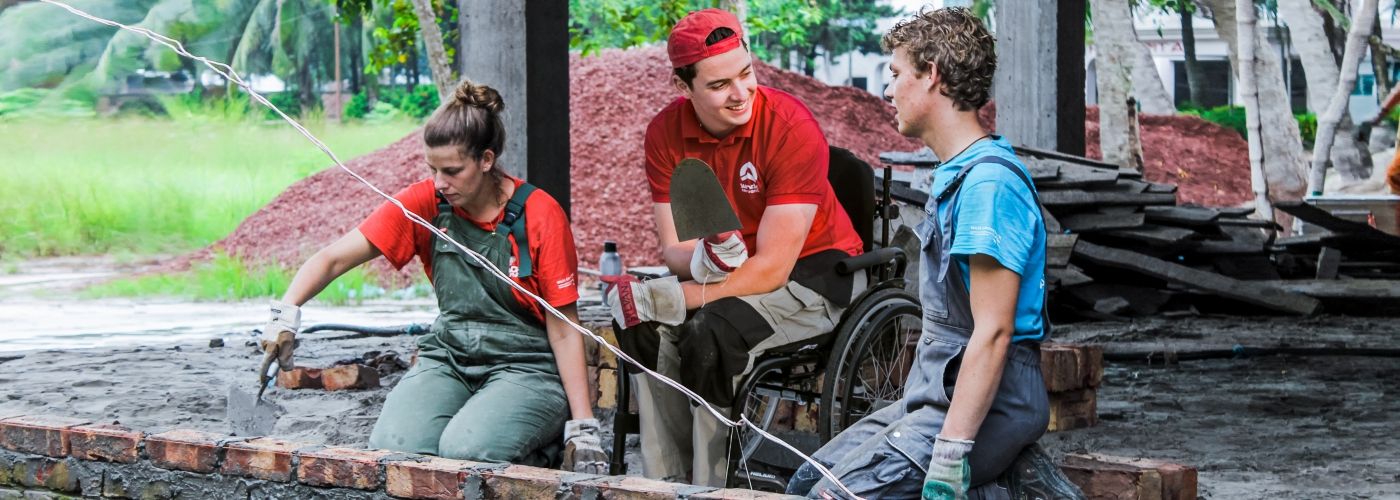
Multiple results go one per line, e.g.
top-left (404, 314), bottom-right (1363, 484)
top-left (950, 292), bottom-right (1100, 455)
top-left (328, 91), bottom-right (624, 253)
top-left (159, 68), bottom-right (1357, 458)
top-left (827, 146), bottom-right (876, 253)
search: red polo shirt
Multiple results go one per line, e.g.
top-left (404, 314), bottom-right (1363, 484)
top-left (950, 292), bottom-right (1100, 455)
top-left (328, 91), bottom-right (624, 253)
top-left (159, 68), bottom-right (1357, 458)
top-left (643, 86), bottom-right (863, 259)
top-left (358, 177), bottom-right (579, 324)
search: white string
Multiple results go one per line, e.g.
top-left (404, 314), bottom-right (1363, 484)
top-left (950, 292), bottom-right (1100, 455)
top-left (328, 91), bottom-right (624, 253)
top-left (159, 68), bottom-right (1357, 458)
top-left (36, 2), bottom-right (860, 497)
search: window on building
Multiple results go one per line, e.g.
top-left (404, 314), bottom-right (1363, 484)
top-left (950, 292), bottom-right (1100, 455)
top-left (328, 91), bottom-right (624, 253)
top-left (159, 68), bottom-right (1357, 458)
top-left (851, 77), bottom-right (867, 91)
top-left (1353, 74), bottom-right (1375, 96)
top-left (1173, 60), bottom-right (1233, 109)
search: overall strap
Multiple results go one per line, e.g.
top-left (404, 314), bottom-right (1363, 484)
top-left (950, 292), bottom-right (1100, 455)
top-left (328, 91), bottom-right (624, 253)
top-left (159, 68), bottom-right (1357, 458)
top-left (496, 183), bottom-right (537, 278)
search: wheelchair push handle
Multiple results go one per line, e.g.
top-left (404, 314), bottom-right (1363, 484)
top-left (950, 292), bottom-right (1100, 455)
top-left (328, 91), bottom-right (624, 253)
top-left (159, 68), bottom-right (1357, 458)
top-left (835, 247), bottom-right (906, 276)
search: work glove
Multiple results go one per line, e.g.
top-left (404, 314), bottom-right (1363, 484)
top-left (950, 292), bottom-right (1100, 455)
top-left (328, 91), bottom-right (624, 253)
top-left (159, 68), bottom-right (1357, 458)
top-left (602, 275), bottom-right (685, 329)
top-left (689, 231), bottom-right (748, 284)
top-left (922, 435), bottom-right (974, 500)
top-left (258, 300), bottom-right (300, 372)
top-left (561, 418), bottom-right (609, 474)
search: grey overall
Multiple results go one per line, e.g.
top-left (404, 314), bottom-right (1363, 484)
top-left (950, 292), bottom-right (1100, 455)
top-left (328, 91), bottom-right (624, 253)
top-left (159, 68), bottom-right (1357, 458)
top-left (367, 186), bottom-right (567, 465)
top-left (789, 157), bottom-right (1050, 498)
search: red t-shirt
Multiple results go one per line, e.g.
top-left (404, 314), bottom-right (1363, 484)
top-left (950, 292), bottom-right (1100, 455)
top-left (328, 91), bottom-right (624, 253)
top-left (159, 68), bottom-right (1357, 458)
top-left (643, 86), bottom-right (863, 259)
top-left (358, 177), bottom-right (579, 324)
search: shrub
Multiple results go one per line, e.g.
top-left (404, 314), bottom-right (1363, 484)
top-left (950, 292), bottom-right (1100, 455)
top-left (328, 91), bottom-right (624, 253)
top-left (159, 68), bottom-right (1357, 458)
top-left (1295, 112), bottom-right (1317, 148)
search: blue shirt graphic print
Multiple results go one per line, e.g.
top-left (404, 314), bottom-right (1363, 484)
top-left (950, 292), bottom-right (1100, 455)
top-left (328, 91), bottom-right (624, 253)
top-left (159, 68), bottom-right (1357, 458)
top-left (928, 136), bottom-right (1048, 342)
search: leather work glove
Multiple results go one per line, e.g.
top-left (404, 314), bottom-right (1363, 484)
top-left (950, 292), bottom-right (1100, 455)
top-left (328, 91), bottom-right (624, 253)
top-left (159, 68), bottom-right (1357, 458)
top-left (561, 418), bottom-right (609, 474)
top-left (689, 231), bottom-right (748, 284)
top-left (602, 275), bottom-right (686, 329)
top-left (258, 300), bottom-right (300, 373)
top-left (923, 435), bottom-right (974, 500)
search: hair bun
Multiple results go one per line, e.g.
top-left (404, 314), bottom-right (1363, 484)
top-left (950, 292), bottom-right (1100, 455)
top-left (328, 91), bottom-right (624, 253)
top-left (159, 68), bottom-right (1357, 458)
top-left (453, 80), bottom-right (504, 113)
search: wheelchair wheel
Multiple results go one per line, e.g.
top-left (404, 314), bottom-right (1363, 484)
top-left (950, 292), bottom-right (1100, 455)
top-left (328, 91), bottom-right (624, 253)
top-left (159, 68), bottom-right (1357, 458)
top-left (818, 287), bottom-right (921, 442)
top-left (726, 359), bottom-right (792, 491)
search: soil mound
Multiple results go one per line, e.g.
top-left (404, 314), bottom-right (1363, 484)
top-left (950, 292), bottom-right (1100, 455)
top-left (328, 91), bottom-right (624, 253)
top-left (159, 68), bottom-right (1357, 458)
top-left (202, 46), bottom-right (1250, 285)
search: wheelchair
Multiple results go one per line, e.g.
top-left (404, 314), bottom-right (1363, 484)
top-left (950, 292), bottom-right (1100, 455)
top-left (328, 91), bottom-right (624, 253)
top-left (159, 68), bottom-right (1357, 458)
top-left (610, 146), bottom-right (922, 492)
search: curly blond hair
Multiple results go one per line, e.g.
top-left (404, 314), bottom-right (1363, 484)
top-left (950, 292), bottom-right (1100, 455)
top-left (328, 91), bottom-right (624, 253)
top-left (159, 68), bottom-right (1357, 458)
top-left (881, 7), bottom-right (996, 112)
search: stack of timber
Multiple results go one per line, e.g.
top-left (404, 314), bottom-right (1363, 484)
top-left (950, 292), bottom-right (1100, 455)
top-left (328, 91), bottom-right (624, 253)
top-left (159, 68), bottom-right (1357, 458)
top-left (878, 145), bottom-right (1396, 318)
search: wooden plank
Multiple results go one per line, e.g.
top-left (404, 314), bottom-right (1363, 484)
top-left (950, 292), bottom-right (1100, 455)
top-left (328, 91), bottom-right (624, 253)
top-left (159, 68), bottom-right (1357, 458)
top-left (1106, 179), bottom-right (1152, 193)
top-left (1049, 265), bottom-right (1093, 287)
top-left (1034, 162), bottom-right (1119, 189)
top-left (1276, 200), bottom-right (1400, 245)
top-left (1258, 279), bottom-right (1400, 300)
top-left (1060, 211), bottom-right (1146, 232)
top-left (1102, 225), bottom-right (1202, 246)
top-left (1042, 206), bottom-right (1063, 234)
top-left (1039, 190), bottom-right (1177, 207)
top-left (1145, 182), bottom-right (1178, 194)
top-left (1029, 164), bottom-right (1061, 181)
top-left (1013, 145), bottom-right (1120, 170)
top-left (1047, 233), bottom-right (1079, 267)
top-left (1144, 206), bottom-right (1221, 226)
top-left (879, 148), bottom-right (938, 167)
top-left (1316, 247), bottom-right (1342, 280)
top-left (1072, 241), bottom-right (1321, 315)
top-left (1194, 240), bottom-right (1266, 255)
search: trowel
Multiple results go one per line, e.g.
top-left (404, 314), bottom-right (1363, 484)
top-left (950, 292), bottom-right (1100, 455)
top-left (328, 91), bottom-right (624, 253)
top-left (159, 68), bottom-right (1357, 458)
top-left (225, 346), bottom-right (285, 437)
top-left (671, 158), bottom-right (743, 242)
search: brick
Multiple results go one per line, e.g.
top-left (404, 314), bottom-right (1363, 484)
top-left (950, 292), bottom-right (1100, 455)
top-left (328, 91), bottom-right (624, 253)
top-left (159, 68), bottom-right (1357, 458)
top-left (221, 437), bottom-right (308, 481)
top-left (597, 368), bottom-right (618, 409)
top-left (1047, 388), bottom-right (1098, 432)
top-left (11, 457), bottom-right (77, 493)
top-left (297, 447), bottom-right (393, 490)
top-left (1060, 453), bottom-right (1197, 500)
top-left (385, 456), bottom-right (481, 499)
top-left (691, 488), bottom-right (804, 499)
top-left (572, 475), bottom-right (715, 499)
top-left (145, 429), bottom-right (227, 473)
top-left (321, 364), bottom-right (381, 391)
top-left (595, 326), bottom-right (618, 369)
top-left (276, 367), bottom-right (325, 390)
top-left (1040, 343), bottom-right (1104, 392)
top-left (479, 464), bottom-right (567, 499)
top-left (0, 416), bottom-right (90, 458)
top-left (68, 423), bottom-right (142, 463)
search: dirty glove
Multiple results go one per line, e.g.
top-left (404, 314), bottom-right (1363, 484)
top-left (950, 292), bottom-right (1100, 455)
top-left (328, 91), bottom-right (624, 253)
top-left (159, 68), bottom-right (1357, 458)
top-left (562, 418), bottom-right (608, 474)
top-left (258, 300), bottom-right (300, 372)
top-left (689, 231), bottom-right (748, 284)
top-left (923, 435), bottom-right (974, 500)
top-left (603, 275), bottom-right (685, 329)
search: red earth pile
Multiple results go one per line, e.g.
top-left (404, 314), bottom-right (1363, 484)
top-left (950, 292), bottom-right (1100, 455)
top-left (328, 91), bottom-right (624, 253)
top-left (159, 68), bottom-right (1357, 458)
top-left (202, 46), bottom-right (1249, 285)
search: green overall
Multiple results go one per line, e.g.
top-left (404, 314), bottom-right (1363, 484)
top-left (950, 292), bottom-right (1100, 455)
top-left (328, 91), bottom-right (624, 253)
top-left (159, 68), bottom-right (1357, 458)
top-left (367, 185), bottom-right (566, 465)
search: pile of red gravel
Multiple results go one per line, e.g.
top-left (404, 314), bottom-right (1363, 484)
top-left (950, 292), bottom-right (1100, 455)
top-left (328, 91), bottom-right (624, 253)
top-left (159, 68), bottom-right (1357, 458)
top-left (199, 46), bottom-right (1249, 285)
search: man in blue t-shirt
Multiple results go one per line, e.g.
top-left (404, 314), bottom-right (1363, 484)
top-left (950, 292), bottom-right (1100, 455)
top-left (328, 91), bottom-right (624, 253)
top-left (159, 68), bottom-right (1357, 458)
top-left (788, 7), bottom-right (1079, 499)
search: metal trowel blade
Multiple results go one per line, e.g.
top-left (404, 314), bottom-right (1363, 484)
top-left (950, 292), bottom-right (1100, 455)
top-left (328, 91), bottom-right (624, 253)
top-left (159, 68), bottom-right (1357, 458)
top-left (226, 383), bottom-right (282, 437)
top-left (671, 158), bottom-right (742, 242)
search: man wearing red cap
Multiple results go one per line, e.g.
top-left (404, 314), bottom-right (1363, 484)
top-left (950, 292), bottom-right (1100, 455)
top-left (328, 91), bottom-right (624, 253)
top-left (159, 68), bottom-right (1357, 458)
top-left (605, 8), bottom-right (864, 486)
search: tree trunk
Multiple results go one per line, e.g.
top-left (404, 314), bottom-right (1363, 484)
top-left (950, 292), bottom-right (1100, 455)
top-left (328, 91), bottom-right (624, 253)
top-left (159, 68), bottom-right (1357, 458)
top-left (409, 0), bottom-right (454, 102)
top-left (1369, 11), bottom-right (1389, 98)
top-left (1237, 0), bottom-right (1275, 221)
top-left (1133, 42), bottom-right (1176, 114)
top-left (1278, 0), bottom-right (1372, 181)
top-left (1181, 3), bottom-right (1206, 107)
top-left (1090, 0), bottom-right (1135, 167)
top-left (1201, 0), bottom-right (1308, 204)
top-left (720, 0), bottom-right (747, 25)
top-left (1307, 0), bottom-right (1379, 196)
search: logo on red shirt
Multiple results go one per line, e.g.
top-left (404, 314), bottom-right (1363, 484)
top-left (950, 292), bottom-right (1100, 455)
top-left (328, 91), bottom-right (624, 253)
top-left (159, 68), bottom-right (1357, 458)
top-left (738, 162), bottom-right (760, 194)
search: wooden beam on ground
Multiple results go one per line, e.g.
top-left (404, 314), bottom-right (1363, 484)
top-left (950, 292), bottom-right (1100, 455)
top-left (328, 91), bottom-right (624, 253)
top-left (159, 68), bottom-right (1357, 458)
top-left (1144, 206), bottom-right (1221, 226)
top-left (1039, 190), bottom-right (1178, 207)
top-left (1060, 211), bottom-right (1146, 232)
top-left (1049, 265), bottom-right (1094, 288)
top-left (1277, 200), bottom-right (1400, 246)
top-left (1047, 233), bottom-right (1079, 267)
top-left (1102, 225), bottom-right (1202, 247)
top-left (1258, 279), bottom-right (1400, 299)
top-left (1073, 241), bottom-right (1321, 315)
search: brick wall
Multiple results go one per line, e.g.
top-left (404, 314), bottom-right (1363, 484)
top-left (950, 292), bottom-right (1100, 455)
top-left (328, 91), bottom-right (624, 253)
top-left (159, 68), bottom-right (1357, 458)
top-left (0, 415), bottom-right (795, 499)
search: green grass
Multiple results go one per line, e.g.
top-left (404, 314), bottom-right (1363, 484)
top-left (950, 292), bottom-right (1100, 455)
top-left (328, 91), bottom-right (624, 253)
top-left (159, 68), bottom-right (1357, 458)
top-left (0, 117), bottom-right (417, 257)
top-left (81, 252), bottom-right (418, 305)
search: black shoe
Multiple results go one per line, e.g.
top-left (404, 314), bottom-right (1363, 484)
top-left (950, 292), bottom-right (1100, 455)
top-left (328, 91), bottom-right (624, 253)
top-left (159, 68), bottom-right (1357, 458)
top-left (972, 444), bottom-right (1087, 500)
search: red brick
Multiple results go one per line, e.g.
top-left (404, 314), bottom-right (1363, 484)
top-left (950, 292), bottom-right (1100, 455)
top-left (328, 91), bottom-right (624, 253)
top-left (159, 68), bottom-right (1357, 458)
top-left (145, 429), bottom-right (227, 473)
top-left (0, 416), bottom-right (90, 457)
top-left (321, 364), bottom-right (380, 391)
top-left (1040, 343), bottom-right (1104, 392)
top-left (385, 456), bottom-right (481, 499)
top-left (221, 437), bottom-right (309, 482)
top-left (479, 464), bottom-right (566, 499)
top-left (572, 476), bottom-right (708, 499)
top-left (10, 456), bottom-right (78, 493)
top-left (1060, 453), bottom-right (1197, 500)
top-left (297, 447), bottom-right (394, 490)
top-left (1047, 388), bottom-right (1098, 432)
top-left (692, 490), bottom-right (798, 499)
top-left (277, 367), bottom-right (324, 390)
top-left (68, 423), bottom-right (142, 463)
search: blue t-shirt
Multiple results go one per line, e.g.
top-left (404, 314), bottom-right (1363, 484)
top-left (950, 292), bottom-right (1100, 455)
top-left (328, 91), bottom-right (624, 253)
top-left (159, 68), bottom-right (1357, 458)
top-left (930, 137), bottom-right (1048, 342)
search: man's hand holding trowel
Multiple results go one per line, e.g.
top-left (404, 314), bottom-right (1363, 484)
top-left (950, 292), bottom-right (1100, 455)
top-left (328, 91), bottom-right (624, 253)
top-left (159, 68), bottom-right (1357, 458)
top-left (605, 158), bottom-right (747, 329)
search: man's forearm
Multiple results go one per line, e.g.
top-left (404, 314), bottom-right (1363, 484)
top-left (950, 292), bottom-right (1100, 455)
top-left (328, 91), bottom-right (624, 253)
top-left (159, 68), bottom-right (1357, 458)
top-left (939, 325), bottom-right (1012, 441)
top-left (662, 242), bottom-right (696, 280)
top-left (679, 251), bottom-right (793, 309)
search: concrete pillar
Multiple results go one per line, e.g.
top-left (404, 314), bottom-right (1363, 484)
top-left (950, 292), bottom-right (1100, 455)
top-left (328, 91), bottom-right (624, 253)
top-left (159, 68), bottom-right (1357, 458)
top-left (459, 0), bottom-right (571, 215)
top-left (994, 0), bottom-right (1086, 157)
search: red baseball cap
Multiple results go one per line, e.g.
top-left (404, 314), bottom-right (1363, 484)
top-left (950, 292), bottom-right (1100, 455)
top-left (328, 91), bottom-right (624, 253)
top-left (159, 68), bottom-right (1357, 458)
top-left (667, 9), bottom-right (745, 68)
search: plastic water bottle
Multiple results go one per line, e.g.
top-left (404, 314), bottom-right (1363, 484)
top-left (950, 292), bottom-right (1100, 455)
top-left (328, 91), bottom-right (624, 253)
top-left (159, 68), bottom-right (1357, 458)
top-left (599, 241), bottom-right (623, 306)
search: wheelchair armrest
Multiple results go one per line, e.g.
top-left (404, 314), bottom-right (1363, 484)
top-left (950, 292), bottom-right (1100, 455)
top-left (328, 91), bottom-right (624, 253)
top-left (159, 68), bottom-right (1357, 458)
top-left (836, 247), bottom-right (906, 275)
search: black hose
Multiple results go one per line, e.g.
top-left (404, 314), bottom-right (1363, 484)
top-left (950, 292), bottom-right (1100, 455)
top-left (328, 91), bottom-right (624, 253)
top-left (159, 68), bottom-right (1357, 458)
top-left (301, 323), bottom-right (430, 337)
top-left (1105, 345), bottom-right (1400, 363)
